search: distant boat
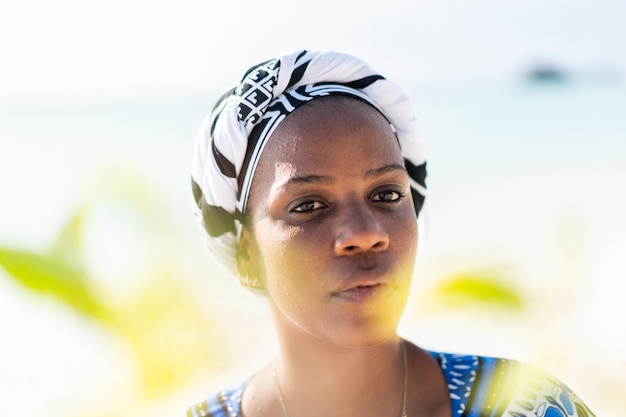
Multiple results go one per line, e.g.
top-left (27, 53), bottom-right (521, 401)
top-left (526, 65), bottom-right (568, 83)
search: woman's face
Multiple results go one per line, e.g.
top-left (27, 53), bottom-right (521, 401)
top-left (242, 97), bottom-right (418, 348)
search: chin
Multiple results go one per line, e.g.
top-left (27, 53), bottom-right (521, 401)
top-left (327, 297), bottom-right (408, 348)
top-left (316, 315), bottom-right (403, 349)
top-left (272, 292), bottom-right (408, 349)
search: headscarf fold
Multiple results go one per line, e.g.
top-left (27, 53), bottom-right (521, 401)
top-left (191, 49), bottom-right (427, 272)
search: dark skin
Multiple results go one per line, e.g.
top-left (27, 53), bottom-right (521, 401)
top-left (237, 96), bottom-right (451, 417)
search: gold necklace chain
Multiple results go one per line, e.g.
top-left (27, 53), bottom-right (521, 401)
top-left (273, 342), bottom-right (408, 417)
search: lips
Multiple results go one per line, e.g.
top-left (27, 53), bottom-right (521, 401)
top-left (331, 266), bottom-right (396, 301)
top-left (333, 283), bottom-right (394, 303)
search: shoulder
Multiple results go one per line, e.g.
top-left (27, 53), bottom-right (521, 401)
top-left (427, 350), bottom-right (595, 417)
top-left (174, 380), bottom-right (248, 417)
top-left (505, 362), bottom-right (596, 417)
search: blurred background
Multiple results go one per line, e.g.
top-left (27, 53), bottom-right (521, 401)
top-left (1, 0), bottom-right (624, 416)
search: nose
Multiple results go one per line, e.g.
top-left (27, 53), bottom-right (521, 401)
top-left (334, 206), bottom-right (390, 256)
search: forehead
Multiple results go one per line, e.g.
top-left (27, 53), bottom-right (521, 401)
top-left (262, 96), bottom-right (399, 163)
top-left (246, 96), bottom-right (404, 203)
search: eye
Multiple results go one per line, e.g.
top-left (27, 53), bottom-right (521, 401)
top-left (371, 190), bottom-right (405, 203)
top-left (291, 200), bottom-right (327, 213)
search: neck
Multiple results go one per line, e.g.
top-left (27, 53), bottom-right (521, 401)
top-left (272, 332), bottom-right (407, 417)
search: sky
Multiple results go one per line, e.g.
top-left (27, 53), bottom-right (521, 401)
top-left (1, 0), bottom-right (624, 102)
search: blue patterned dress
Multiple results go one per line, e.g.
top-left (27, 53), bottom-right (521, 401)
top-left (178, 351), bottom-right (595, 417)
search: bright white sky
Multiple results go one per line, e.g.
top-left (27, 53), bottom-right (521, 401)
top-left (1, 0), bottom-right (624, 100)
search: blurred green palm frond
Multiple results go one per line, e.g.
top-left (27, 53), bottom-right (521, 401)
top-left (0, 208), bottom-right (102, 317)
top-left (0, 175), bottom-right (223, 400)
top-left (423, 268), bottom-right (526, 312)
top-left (0, 247), bottom-right (101, 316)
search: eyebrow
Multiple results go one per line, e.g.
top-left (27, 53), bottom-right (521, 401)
top-left (364, 163), bottom-right (407, 180)
top-left (285, 174), bottom-right (336, 186)
top-left (283, 163), bottom-right (407, 187)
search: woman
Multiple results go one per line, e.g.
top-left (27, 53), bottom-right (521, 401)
top-left (185, 50), bottom-right (594, 417)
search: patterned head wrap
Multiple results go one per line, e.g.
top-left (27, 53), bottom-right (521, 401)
top-left (191, 49), bottom-right (427, 271)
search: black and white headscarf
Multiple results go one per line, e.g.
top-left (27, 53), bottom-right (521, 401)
top-left (191, 50), bottom-right (427, 272)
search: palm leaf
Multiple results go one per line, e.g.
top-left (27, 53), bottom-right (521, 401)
top-left (0, 247), bottom-right (100, 317)
top-left (427, 270), bottom-right (525, 311)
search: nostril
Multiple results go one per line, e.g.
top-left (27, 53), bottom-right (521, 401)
top-left (334, 222), bottom-right (390, 255)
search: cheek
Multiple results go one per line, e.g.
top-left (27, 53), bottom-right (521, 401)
top-left (258, 230), bottom-right (321, 320)
top-left (403, 216), bottom-right (418, 247)
top-left (255, 221), bottom-right (321, 284)
top-left (388, 202), bottom-right (418, 230)
top-left (390, 212), bottom-right (418, 263)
